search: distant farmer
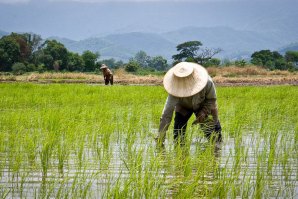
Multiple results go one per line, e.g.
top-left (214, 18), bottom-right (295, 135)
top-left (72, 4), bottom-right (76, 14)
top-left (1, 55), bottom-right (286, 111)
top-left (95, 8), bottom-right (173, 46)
top-left (155, 62), bottom-right (222, 146)
top-left (100, 64), bottom-right (113, 85)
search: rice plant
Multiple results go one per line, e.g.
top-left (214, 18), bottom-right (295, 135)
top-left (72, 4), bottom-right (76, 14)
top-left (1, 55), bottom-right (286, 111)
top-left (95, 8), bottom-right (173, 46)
top-left (0, 83), bottom-right (297, 198)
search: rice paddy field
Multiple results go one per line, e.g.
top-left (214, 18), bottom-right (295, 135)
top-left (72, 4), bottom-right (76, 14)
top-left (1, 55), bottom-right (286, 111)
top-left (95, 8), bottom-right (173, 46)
top-left (0, 83), bottom-right (297, 198)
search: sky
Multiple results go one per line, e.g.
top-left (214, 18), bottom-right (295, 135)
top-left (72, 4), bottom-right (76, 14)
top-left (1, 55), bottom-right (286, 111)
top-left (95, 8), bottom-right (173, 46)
top-left (0, 0), bottom-right (296, 40)
top-left (0, 0), bottom-right (277, 4)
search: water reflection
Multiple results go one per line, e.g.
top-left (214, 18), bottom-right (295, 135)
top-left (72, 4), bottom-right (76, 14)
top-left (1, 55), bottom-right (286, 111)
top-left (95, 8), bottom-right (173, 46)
top-left (154, 138), bottom-right (223, 198)
top-left (0, 133), bottom-right (297, 198)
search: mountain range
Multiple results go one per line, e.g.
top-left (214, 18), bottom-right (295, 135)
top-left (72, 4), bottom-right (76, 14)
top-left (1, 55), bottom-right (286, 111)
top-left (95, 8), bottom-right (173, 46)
top-left (1, 26), bottom-right (297, 62)
top-left (278, 43), bottom-right (298, 54)
top-left (1, 0), bottom-right (297, 62)
top-left (46, 26), bottom-right (296, 61)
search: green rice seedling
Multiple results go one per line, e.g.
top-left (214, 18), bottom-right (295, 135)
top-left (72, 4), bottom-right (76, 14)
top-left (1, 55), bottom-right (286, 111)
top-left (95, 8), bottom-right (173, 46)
top-left (0, 187), bottom-right (10, 199)
top-left (57, 132), bottom-right (70, 175)
top-left (0, 83), bottom-right (297, 198)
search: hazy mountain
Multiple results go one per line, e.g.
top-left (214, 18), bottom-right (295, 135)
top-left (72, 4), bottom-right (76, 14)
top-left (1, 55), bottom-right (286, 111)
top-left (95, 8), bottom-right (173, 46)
top-left (0, 30), bottom-right (8, 37)
top-left (102, 32), bottom-right (176, 59)
top-left (163, 26), bottom-right (284, 59)
top-left (50, 26), bottom-right (291, 61)
top-left (2, 26), bottom-right (297, 61)
top-left (279, 43), bottom-right (298, 54)
top-left (47, 36), bottom-right (77, 46)
top-left (52, 32), bottom-right (176, 60)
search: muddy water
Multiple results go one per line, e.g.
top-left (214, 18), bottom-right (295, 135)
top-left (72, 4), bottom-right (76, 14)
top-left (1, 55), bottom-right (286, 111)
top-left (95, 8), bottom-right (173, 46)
top-left (0, 133), bottom-right (297, 198)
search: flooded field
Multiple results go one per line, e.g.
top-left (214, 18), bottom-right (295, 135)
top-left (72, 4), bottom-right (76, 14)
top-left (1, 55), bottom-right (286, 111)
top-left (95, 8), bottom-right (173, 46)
top-left (0, 83), bottom-right (297, 198)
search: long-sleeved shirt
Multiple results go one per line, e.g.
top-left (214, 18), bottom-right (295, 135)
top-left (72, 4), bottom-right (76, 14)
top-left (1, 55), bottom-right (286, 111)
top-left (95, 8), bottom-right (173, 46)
top-left (102, 68), bottom-right (113, 80)
top-left (158, 76), bottom-right (218, 133)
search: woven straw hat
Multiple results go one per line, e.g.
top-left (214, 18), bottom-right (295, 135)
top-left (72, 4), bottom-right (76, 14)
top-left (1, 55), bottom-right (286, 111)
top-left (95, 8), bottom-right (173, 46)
top-left (100, 64), bottom-right (108, 69)
top-left (163, 62), bottom-right (208, 97)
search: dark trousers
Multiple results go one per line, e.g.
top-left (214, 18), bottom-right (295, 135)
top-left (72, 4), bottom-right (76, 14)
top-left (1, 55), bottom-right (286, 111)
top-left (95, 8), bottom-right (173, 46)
top-left (105, 75), bottom-right (113, 85)
top-left (173, 112), bottom-right (222, 143)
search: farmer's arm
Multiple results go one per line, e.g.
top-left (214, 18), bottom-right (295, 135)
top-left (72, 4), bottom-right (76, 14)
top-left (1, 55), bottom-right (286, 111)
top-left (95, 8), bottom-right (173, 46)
top-left (102, 69), bottom-right (108, 80)
top-left (195, 78), bottom-right (219, 123)
top-left (158, 95), bottom-right (178, 137)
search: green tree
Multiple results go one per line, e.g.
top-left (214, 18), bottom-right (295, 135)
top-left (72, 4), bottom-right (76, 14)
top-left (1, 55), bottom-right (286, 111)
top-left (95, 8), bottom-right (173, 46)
top-left (235, 59), bottom-right (247, 67)
top-left (114, 60), bottom-right (124, 69)
top-left (42, 40), bottom-right (68, 70)
top-left (82, 50), bottom-right (99, 72)
top-left (9, 33), bottom-right (31, 63)
top-left (274, 59), bottom-right (288, 70)
top-left (285, 51), bottom-right (298, 61)
top-left (11, 62), bottom-right (36, 74)
top-left (25, 33), bottom-right (42, 53)
top-left (98, 58), bottom-right (124, 69)
top-left (11, 62), bottom-right (26, 75)
top-left (148, 56), bottom-right (168, 71)
top-left (0, 32), bottom-right (43, 71)
top-left (24, 33), bottom-right (42, 64)
top-left (204, 58), bottom-right (221, 67)
top-left (4, 33), bottom-right (42, 64)
top-left (172, 41), bottom-right (221, 66)
top-left (26, 63), bottom-right (36, 72)
top-left (222, 59), bottom-right (232, 67)
top-left (251, 50), bottom-right (274, 66)
top-left (0, 35), bottom-right (21, 71)
top-left (67, 52), bottom-right (85, 71)
top-left (53, 60), bottom-right (62, 71)
top-left (125, 60), bottom-right (140, 72)
top-left (285, 51), bottom-right (298, 68)
top-left (251, 50), bottom-right (289, 70)
top-left (172, 41), bottom-right (202, 62)
top-left (42, 54), bottom-right (54, 70)
top-left (37, 64), bottom-right (46, 73)
top-left (134, 50), bottom-right (150, 68)
top-left (196, 48), bottom-right (222, 65)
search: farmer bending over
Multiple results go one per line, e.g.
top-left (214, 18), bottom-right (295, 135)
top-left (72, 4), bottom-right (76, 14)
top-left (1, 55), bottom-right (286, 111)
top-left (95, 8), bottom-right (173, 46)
top-left (100, 64), bottom-right (113, 85)
top-left (156, 62), bottom-right (222, 146)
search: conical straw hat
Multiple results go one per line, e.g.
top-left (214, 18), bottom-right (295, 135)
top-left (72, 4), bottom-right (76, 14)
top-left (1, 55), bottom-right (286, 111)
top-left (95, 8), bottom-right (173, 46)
top-left (163, 62), bottom-right (208, 97)
top-left (100, 64), bottom-right (108, 69)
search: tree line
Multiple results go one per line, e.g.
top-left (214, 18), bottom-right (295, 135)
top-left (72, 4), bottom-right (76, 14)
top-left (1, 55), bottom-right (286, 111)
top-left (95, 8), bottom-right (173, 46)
top-left (0, 33), bottom-right (297, 75)
top-left (171, 41), bottom-right (298, 71)
top-left (0, 33), bottom-right (121, 74)
top-left (0, 32), bottom-right (169, 74)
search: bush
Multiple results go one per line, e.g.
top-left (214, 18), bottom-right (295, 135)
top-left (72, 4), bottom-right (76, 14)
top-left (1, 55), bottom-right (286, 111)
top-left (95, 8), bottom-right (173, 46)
top-left (94, 68), bottom-right (101, 75)
top-left (234, 59), bottom-right (247, 67)
top-left (12, 62), bottom-right (26, 75)
top-left (222, 59), bottom-right (232, 67)
top-left (27, 63), bottom-right (36, 72)
top-left (125, 61), bottom-right (140, 72)
top-left (134, 68), bottom-right (166, 76)
top-left (204, 58), bottom-right (221, 67)
top-left (37, 64), bottom-right (46, 73)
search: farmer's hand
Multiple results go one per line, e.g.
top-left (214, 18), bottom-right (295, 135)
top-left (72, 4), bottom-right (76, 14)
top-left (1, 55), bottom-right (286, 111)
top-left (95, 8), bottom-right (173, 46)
top-left (214, 120), bottom-right (222, 133)
top-left (192, 112), bottom-right (206, 125)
